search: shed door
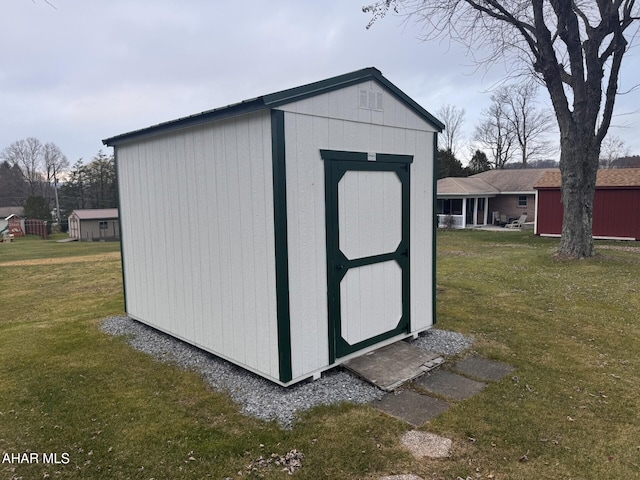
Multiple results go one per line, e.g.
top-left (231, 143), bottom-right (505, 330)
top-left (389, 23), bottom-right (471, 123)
top-left (323, 151), bottom-right (411, 362)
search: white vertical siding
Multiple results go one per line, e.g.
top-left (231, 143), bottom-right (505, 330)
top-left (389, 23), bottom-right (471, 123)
top-left (116, 110), bottom-right (280, 380)
top-left (409, 131), bottom-right (435, 331)
top-left (284, 113), bottom-right (331, 378)
top-left (281, 79), bottom-right (437, 379)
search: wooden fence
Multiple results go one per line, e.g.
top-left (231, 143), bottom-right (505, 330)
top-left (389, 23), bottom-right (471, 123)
top-left (24, 219), bottom-right (48, 239)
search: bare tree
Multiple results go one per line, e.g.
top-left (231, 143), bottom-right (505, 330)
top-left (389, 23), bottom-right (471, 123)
top-left (500, 82), bottom-right (555, 167)
top-left (364, 0), bottom-right (640, 258)
top-left (43, 142), bottom-right (69, 222)
top-left (1, 138), bottom-right (68, 216)
top-left (0, 137), bottom-right (44, 196)
top-left (474, 91), bottom-right (516, 169)
top-left (437, 104), bottom-right (466, 155)
top-left (599, 134), bottom-right (630, 168)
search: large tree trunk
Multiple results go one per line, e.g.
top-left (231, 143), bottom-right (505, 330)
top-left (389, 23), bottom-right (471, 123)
top-left (557, 131), bottom-right (600, 258)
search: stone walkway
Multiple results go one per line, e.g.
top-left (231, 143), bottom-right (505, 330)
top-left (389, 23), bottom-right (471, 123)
top-left (371, 354), bottom-right (515, 480)
top-left (370, 354), bottom-right (514, 426)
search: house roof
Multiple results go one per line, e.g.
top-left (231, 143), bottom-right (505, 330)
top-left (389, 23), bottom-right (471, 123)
top-left (0, 206), bottom-right (25, 219)
top-left (535, 168), bottom-right (640, 189)
top-left (438, 169), bottom-right (554, 197)
top-left (102, 67), bottom-right (444, 146)
top-left (472, 169), bottom-right (554, 193)
top-left (70, 208), bottom-right (119, 220)
top-left (437, 176), bottom-right (499, 195)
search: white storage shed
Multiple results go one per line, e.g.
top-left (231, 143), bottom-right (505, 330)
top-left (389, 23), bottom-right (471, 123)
top-left (103, 67), bottom-right (443, 386)
top-left (68, 208), bottom-right (120, 241)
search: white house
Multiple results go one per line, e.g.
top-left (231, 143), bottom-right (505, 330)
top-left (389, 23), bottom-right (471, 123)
top-left (103, 67), bottom-right (444, 386)
top-left (437, 169), bottom-right (552, 228)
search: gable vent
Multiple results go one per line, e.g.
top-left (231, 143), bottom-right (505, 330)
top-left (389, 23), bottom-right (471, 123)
top-left (359, 90), bottom-right (384, 111)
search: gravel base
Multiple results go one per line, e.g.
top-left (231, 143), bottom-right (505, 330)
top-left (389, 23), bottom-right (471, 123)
top-left (408, 328), bottom-right (473, 357)
top-left (100, 316), bottom-right (472, 428)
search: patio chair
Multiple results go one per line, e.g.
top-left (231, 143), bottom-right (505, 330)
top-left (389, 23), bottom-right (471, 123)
top-left (505, 214), bottom-right (527, 228)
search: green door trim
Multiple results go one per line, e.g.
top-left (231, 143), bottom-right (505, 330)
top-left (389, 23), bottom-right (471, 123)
top-left (322, 149), bottom-right (412, 362)
top-left (112, 150), bottom-right (129, 315)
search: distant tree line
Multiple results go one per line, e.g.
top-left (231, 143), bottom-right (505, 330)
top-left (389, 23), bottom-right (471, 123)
top-left (0, 137), bottom-right (117, 222)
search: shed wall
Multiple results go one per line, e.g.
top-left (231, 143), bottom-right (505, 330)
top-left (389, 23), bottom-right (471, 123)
top-left (536, 188), bottom-right (640, 239)
top-left (536, 190), bottom-right (563, 235)
top-left (76, 219), bottom-right (119, 240)
top-left (593, 189), bottom-right (640, 239)
top-left (116, 110), bottom-right (281, 379)
top-left (278, 81), bottom-right (437, 379)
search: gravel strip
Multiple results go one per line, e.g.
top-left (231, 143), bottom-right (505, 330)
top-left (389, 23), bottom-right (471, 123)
top-left (100, 316), bottom-right (472, 428)
top-left (408, 328), bottom-right (473, 357)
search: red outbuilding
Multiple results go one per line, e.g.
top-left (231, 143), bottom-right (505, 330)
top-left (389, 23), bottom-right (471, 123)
top-left (534, 168), bottom-right (640, 240)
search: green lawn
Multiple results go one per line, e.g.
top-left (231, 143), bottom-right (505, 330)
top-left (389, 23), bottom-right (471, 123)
top-left (1, 232), bottom-right (638, 479)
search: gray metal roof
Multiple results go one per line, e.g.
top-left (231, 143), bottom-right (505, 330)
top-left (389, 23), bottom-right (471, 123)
top-left (103, 67), bottom-right (444, 146)
top-left (70, 208), bottom-right (119, 220)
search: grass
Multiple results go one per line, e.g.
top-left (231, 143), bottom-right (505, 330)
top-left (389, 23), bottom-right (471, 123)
top-left (1, 231), bottom-right (639, 479)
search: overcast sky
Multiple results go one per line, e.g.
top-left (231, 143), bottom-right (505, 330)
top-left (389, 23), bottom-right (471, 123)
top-left (2, 0), bottom-right (640, 166)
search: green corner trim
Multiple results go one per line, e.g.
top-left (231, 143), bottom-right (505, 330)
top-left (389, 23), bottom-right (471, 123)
top-left (432, 132), bottom-right (438, 326)
top-left (112, 150), bottom-right (128, 314)
top-left (270, 109), bottom-right (293, 383)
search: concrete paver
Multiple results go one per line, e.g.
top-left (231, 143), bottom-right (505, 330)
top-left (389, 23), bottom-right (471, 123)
top-left (345, 341), bottom-right (443, 391)
top-left (453, 355), bottom-right (515, 381)
top-left (371, 390), bottom-right (450, 426)
top-left (401, 430), bottom-right (452, 459)
top-left (414, 369), bottom-right (486, 400)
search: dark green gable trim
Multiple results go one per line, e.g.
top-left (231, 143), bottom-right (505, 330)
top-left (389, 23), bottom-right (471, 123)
top-left (112, 150), bottom-right (128, 314)
top-left (432, 132), bottom-right (438, 325)
top-left (103, 68), bottom-right (443, 147)
top-left (103, 99), bottom-right (265, 146)
top-left (270, 109), bottom-right (293, 383)
top-left (264, 68), bottom-right (444, 132)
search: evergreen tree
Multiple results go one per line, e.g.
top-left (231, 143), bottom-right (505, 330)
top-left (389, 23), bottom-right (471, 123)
top-left (468, 150), bottom-right (491, 174)
top-left (437, 148), bottom-right (468, 179)
top-left (24, 196), bottom-right (51, 220)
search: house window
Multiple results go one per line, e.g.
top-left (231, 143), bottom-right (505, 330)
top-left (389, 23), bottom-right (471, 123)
top-left (99, 221), bottom-right (108, 230)
top-left (518, 195), bottom-right (527, 207)
top-left (437, 199), bottom-right (463, 215)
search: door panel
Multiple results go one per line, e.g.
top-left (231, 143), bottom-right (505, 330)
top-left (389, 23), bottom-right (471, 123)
top-left (340, 260), bottom-right (403, 345)
top-left (338, 170), bottom-right (402, 259)
top-left (323, 151), bottom-right (411, 361)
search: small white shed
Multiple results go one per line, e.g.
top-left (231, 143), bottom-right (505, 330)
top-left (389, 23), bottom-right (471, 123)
top-left (103, 67), bottom-right (444, 386)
